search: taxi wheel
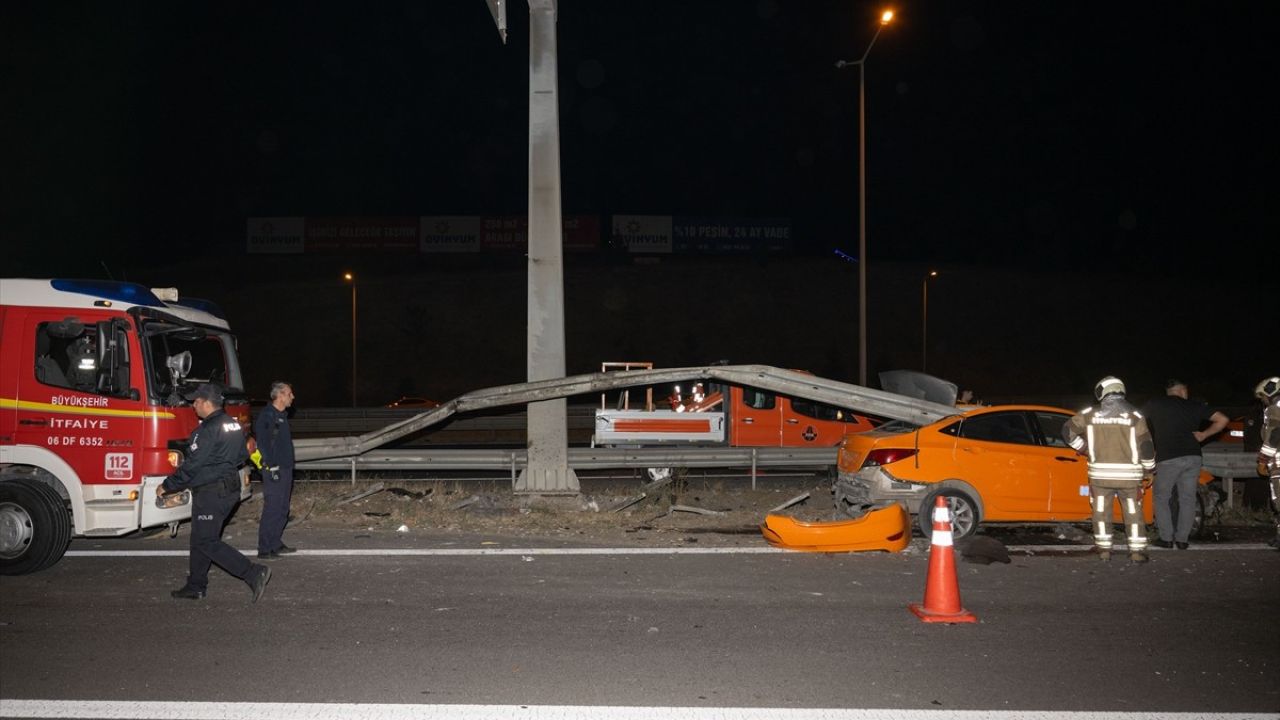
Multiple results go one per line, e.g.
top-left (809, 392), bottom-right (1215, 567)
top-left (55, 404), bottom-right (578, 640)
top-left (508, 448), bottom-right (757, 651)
top-left (0, 478), bottom-right (72, 576)
top-left (918, 489), bottom-right (980, 541)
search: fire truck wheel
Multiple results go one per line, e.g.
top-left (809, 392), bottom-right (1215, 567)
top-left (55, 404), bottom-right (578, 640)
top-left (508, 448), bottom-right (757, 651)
top-left (0, 479), bottom-right (73, 576)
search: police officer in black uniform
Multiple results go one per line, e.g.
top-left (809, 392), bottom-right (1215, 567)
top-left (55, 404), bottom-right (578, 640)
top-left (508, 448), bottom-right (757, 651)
top-left (160, 383), bottom-right (271, 601)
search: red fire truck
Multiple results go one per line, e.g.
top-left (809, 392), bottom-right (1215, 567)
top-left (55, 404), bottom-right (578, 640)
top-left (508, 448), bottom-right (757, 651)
top-left (0, 279), bottom-right (252, 575)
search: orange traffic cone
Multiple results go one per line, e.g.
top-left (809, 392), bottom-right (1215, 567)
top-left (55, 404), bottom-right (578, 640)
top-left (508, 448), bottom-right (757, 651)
top-left (909, 496), bottom-right (978, 624)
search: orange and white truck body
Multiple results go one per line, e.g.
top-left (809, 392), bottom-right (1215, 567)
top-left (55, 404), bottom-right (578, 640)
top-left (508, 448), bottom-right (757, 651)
top-left (0, 279), bottom-right (250, 574)
top-left (594, 381), bottom-right (877, 448)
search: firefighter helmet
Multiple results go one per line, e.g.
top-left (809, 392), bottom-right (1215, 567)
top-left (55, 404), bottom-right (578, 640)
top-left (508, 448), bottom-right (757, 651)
top-left (1255, 376), bottom-right (1280, 400)
top-left (1094, 376), bottom-right (1126, 401)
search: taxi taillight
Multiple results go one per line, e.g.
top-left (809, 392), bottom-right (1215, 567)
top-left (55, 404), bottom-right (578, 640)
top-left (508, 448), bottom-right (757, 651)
top-left (863, 448), bottom-right (918, 467)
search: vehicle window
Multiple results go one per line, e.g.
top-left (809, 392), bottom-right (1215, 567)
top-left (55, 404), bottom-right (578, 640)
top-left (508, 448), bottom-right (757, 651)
top-left (34, 321), bottom-right (102, 395)
top-left (1034, 412), bottom-right (1071, 448)
top-left (957, 412), bottom-right (1037, 445)
top-left (742, 388), bottom-right (775, 410)
top-left (143, 323), bottom-right (238, 398)
top-left (791, 398), bottom-right (845, 421)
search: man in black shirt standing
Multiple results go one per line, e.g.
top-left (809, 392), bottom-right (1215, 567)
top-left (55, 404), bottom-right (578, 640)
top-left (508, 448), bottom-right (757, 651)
top-left (1142, 379), bottom-right (1229, 549)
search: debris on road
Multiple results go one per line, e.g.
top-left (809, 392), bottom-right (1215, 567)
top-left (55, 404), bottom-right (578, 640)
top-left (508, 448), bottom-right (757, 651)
top-left (769, 492), bottom-right (810, 512)
top-left (387, 487), bottom-right (430, 499)
top-left (336, 482), bottom-right (386, 506)
top-left (449, 494), bottom-right (480, 510)
top-left (671, 504), bottom-right (725, 516)
top-left (609, 493), bottom-right (648, 513)
top-left (957, 535), bottom-right (1011, 565)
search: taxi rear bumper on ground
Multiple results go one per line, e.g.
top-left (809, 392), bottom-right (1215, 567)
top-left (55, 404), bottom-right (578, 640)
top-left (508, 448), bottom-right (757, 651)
top-left (760, 502), bottom-right (910, 553)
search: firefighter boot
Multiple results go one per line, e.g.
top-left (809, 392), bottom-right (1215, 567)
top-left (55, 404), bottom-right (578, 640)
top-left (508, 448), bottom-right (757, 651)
top-left (1129, 551), bottom-right (1150, 564)
top-left (1095, 547), bottom-right (1111, 562)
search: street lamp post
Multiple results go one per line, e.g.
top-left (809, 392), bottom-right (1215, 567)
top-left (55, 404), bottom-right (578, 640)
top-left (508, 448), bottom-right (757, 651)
top-left (343, 272), bottom-right (357, 407)
top-left (837, 9), bottom-right (894, 387)
top-left (922, 270), bottom-right (937, 373)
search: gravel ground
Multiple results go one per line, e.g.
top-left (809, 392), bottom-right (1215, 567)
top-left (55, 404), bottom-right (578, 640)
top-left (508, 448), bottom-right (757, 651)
top-left (231, 473), bottom-right (841, 548)
top-left (225, 473), bottom-right (1276, 550)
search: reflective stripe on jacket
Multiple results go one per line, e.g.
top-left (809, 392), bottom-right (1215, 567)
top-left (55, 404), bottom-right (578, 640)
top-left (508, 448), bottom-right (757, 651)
top-left (1063, 397), bottom-right (1156, 483)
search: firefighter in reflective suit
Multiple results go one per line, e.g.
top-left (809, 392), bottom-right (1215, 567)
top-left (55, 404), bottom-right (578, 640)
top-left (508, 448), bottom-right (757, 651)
top-left (1063, 376), bottom-right (1157, 563)
top-left (1255, 377), bottom-right (1280, 549)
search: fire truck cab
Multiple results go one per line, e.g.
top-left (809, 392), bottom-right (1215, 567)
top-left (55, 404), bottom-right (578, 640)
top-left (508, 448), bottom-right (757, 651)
top-left (0, 279), bottom-right (251, 575)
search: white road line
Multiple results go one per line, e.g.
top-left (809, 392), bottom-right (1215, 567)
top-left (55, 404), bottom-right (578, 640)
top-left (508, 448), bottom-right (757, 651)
top-left (64, 543), bottom-right (1268, 558)
top-left (1, 700), bottom-right (1274, 720)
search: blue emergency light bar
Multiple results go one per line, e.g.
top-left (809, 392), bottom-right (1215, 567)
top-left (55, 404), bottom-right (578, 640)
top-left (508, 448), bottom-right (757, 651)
top-left (171, 297), bottom-right (227, 320)
top-left (50, 279), bottom-right (165, 307)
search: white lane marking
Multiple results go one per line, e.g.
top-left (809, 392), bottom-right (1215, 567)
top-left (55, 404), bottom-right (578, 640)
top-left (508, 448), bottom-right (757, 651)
top-left (64, 543), bottom-right (1269, 558)
top-left (1, 701), bottom-right (1273, 720)
top-left (67, 546), bottom-right (786, 558)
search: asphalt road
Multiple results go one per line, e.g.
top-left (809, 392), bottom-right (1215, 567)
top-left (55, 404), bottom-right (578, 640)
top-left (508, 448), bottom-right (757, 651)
top-left (1, 528), bottom-right (1277, 718)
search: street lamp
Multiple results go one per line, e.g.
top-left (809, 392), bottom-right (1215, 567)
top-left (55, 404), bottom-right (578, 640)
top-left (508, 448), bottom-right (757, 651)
top-left (837, 8), bottom-right (895, 387)
top-left (922, 270), bottom-right (937, 373)
top-left (343, 272), bottom-right (357, 407)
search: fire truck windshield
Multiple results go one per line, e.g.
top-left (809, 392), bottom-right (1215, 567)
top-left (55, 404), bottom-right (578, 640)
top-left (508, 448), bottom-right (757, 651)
top-left (141, 320), bottom-right (244, 404)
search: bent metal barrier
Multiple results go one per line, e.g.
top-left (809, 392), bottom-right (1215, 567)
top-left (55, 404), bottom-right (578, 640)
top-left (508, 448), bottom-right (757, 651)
top-left (290, 367), bottom-right (1257, 486)
top-left (292, 365), bottom-right (959, 465)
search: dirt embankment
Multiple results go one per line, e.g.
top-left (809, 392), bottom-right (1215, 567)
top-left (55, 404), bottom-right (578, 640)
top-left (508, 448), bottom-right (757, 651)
top-left (235, 474), bottom-right (838, 547)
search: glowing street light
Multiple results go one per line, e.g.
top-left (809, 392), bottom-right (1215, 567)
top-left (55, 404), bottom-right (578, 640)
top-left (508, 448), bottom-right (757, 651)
top-left (922, 270), bottom-right (937, 373)
top-left (343, 272), bottom-right (357, 407)
top-left (836, 8), bottom-right (895, 386)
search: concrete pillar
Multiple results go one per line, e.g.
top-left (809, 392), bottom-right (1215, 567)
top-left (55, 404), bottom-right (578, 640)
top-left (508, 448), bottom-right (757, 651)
top-left (516, 0), bottom-right (578, 494)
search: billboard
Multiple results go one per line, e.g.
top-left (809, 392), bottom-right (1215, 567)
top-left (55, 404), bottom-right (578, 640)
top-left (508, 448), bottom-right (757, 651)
top-left (420, 216), bottom-right (482, 253)
top-left (611, 214), bottom-right (673, 253)
top-left (609, 216), bottom-right (791, 254)
top-left (246, 217), bottom-right (305, 254)
top-left (304, 217), bottom-right (419, 253)
top-left (673, 217), bottom-right (792, 254)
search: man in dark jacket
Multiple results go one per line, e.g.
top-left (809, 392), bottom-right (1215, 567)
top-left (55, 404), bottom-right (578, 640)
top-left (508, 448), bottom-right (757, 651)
top-left (254, 381), bottom-right (296, 559)
top-left (1142, 379), bottom-right (1228, 550)
top-left (160, 383), bottom-right (271, 601)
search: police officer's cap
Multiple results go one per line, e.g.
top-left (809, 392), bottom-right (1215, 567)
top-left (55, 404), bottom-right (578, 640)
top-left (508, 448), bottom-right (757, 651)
top-left (193, 383), bottom-right (225, 406)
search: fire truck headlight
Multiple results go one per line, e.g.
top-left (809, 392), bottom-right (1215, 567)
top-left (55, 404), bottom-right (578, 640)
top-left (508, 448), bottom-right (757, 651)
top-left (167, 451), bottom-right (183, 468)
top-left (128, 490), bottom-right (139, 501)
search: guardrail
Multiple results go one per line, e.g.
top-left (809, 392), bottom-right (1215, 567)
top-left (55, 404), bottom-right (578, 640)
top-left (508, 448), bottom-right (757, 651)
top-left (1202, 444), bottom-right (1264, 509)
top-left (296, 446), bottom-right (838, 487)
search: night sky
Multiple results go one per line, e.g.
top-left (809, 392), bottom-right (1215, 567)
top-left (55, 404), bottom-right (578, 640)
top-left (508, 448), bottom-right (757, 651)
top-left (3, 2), bottom-right (1276, 405)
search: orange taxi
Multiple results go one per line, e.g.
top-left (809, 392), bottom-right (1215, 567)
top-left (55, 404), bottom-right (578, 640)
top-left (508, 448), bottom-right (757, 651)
top-left (833, 404), bottom-right (1214, 540)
